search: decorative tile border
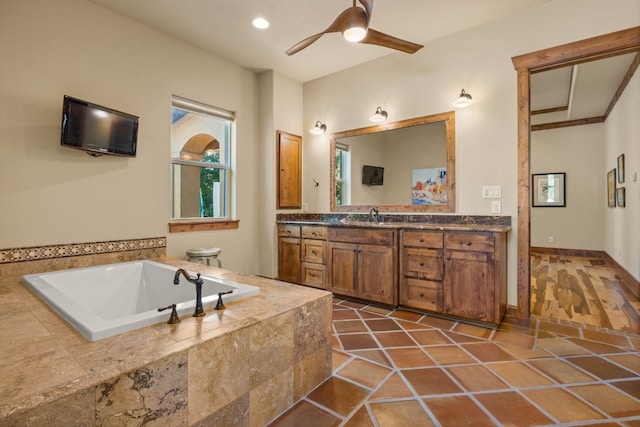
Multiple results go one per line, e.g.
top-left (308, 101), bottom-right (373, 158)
top-left (0, 237), bottom-right (166, 264)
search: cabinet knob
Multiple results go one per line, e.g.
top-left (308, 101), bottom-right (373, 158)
top-left (286, 231), bottom-right (291, 234)
top-left (312, 232), bottom-right (316, 236)
top-left (446, 256), bottom-right (451, 261)
top-left (419, 238), bottom-right (424, 243)
top-left (311, 250), bottom-right (317, 255)
top-left (419, 262), bottom-right (425, 267)
top-left (466, 241), bottom-right (472, 246)
top-left (419, 292), bottom-right (424, 298)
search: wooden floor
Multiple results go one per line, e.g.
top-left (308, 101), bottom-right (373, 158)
top-left (531, 250), bottom-right (640, 334)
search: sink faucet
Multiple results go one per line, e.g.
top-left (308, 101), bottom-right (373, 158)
top-left (369, 207), bottom-right (380, 223)
top-left (173, 269), bottom-right (205, 317)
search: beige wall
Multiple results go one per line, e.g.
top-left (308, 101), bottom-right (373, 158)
top-left (0, 0), bottom-right (261, 274)
top-left (531, 125), bottom-right (605, 250)
top-left (605, 68), bottom-right (640, 280)
top-left (302, 0), bottom-right (640, 304)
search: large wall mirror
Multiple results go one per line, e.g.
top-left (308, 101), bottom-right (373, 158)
top-left (330, 111), bottom-right (455, 213)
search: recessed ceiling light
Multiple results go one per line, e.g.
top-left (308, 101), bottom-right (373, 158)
top-left (252, 17), bottom-right (269, 29)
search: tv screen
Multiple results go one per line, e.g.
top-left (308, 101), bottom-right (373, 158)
top-left (362, 165), bottom-right (384, 186)
top-left (61, 95), bottom-right (139, 157)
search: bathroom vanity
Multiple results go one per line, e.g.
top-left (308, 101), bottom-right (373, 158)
top-left (277, 214), bottom-right (510, 327)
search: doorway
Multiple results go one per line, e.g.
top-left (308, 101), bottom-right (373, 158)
top-left (511, 27), bottom-right (640, 319)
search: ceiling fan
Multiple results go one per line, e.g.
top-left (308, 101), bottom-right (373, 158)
top-left (286, 0), bottom-right (423, 56)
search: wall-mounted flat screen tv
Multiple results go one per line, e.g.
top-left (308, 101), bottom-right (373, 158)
top-left (61, 95), bottom-right (139, 157)
top-left (362, 165), bottom-right (384, 186)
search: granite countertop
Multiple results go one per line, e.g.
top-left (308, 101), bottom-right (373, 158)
top-left (0, 258), bottom-right (330, 419)
top-left (277, 214), bottom-right (512, 233)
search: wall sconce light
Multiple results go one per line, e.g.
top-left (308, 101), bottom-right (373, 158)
top-left (369, 106), bottom-right (388, 122)
top-left (310, 121), bottom-right (327, 134)
top-left (452, 89), bottom-right (473, 108)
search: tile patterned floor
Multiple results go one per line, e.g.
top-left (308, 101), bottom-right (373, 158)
top-left (269, 298), bottom-right (640, 427)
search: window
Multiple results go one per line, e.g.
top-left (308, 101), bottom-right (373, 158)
top-left (171, 96), bottom-right (234, 221)
top-left (335, 143), bottom-right (350, 206)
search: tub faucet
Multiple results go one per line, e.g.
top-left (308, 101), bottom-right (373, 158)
top-left (173, 269), bottom-right (205, 317)
top-left (369, 207), bottom-right (380, 223)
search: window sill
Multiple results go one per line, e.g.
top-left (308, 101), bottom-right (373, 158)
top-left (169, 219), bottom-right (239, 233)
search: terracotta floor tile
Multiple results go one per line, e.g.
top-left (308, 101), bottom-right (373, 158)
top-left (537, 320), bottom-right (581, 337)
top-left (339, 300), bottom-right (368, 310)
top-left (401, 367), bottom-right (463, 396)
top-left (474, 391), bottom-right (554, 426)
top-left (630, 336), bottom-right (640, 351)
top-left (268, 400), bottom-right (341, 427)
top-left (332, 334), bottom-right (342, 350)
top-left (338, 333), bottom-right (379, 351)
top-left (364, 318), bottom-right (401, 332)
top-left (522, 388), bottom-right (606, 423)
top-left (570, 384), bottom-right (640, 418)
top-left (446, 364), bottom-right (508, 392)
top-left (582, 329), bottom-right (633, 348)
top-left (442, 330), bottom-right (484, 343)
top-left (331, 349), bottom-right (351, 372)
top-left (333, 320), bottom-right (367, 333)
top-left (336, 358), bottom-right (391, 389)
top-left (409, 329), bottom-right (452, 346)
top-left (343, 406), bottom-right (374, 427)
top-left (386, 347), bottom-right (434, 369)
top-left (361, 305), bottom-right (393, 316)
top-left (358, 311), bottom-right (385, 319)
top-left (496, 342), bottom-right (551, 360)
top-left (370, 372), bottom-right (414, 400)
top-left (461, 342), bottom-right (516, 362)
top-left (349, 349), bottom-right (392, 367)
top-left (373, 331), bottom-right (415, 348)
top-left (492, 329), bottom-right (535, 349)
top-left (423, 395), bottom-right (496, 427)
top-left (395, 319), bottom-right (431, 331)
top-left (307, 377), bottom-right (369, 417)
top-left (425, 345), bottom-right (477, 365)
top-left (332, 310), bottom-right (361, 321)
top-left (369, 400), bottom-right (435, 426)
top-left (568, 355), bottom-right (637, 380)
top-left (452, 322), bottom-right (494, 339)
top-left (568, 337), bottom-right (628, 354)
top-left (611, 379), bottom-right (640, 401)
top-left (390, 310), bottom-right (424, 322)
top-left (486, 361), bottom-right (553, 387)
top-left (529, 359), bottom-right (597, 384)
top-left (498, 320), bottom-right (537, 336)
top-left (537, 337), bottom-right (591, 356)
top-left (606, 353), bottom-right (640, 374)
top-left (418, 315), bottom-right (456, 330)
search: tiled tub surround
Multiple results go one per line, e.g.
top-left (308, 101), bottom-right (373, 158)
top-left (0, 246), bottom-right (332, 426)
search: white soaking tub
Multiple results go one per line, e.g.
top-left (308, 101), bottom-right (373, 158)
top-left (22, 260), bottom-right (260, 341)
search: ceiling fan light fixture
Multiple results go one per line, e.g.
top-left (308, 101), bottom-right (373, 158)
top-left (343, 26), bottom-right (367, 42)
top-left (452, 89), bottom-right (474, 108)
top-left (310, 121), bottom-right (327, 135)
top-left (369, 106), bottom-right (388, 122)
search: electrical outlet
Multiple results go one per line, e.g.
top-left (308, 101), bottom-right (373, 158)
top-left (491, 201), bottom-right (501, 213)
top-left (548, 236), bottom-right (554, 243)
top-left (302, 203), bottom-right (308, 212)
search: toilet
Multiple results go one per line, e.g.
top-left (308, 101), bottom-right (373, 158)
top-left (186, 247), bottom-right (222, 268)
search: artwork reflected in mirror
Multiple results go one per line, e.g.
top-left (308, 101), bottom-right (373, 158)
top-left (330, 111), bottom-right (455, 213)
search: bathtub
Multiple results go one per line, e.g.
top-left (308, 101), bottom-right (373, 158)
top-left (22, 260), bottom-right (260, 341)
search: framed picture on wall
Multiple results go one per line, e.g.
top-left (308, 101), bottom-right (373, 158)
top-left (532, 172), bottom-right (565, 207)
top-left (617, 187), bottom-right (626, 207)
top-left (617, 154), bottom-right (625, 183)
top-left (607, 168), bottom-right (616, 207)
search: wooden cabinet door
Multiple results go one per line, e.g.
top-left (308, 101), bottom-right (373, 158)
top-left (276, 131), bottom-right (302, 209)
top-left (443, 250), bottom-right (495, 323)
top-left (278, 237), bottom-right (301, 283)
top-left (358, 244), bottom-right (396, 305)
top-left (328, 242), bottom-right (358, 298)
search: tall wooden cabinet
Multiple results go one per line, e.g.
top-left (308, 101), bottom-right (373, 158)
top-left (276, 131), bottom-right (302, 209)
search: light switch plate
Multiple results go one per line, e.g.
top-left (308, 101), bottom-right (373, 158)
top-left (482, 186), bottom-right (502, 198)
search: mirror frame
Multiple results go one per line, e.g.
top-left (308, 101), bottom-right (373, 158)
top-left (330, 111), bottom-right (456, 213)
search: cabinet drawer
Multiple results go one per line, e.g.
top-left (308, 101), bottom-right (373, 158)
top-left (301, 263), bottom-right (325, 289)
top-left (302, 239), bottom-right (325, 264)
top-left (445, 232), bottom-right (494, 252)
top-left (328, 227), bottom-right (395, 246)
top-left (403, 248), bottom-right (443, 280)
top-left (278, 224), bottom-right (301, 238)
top-left (402, 278), bottom-right (442, 312)
top-left (301, 226), bottom-right (327, 240)
top-left (402, 230), bottom-right (443, 248)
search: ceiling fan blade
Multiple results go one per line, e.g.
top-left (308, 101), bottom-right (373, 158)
top-left (286, 33), bottom-right (324, 56)
top-left (359, 0), bottom-right (373, 23)
top-left (361, 28), bottom-right (423, 54)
